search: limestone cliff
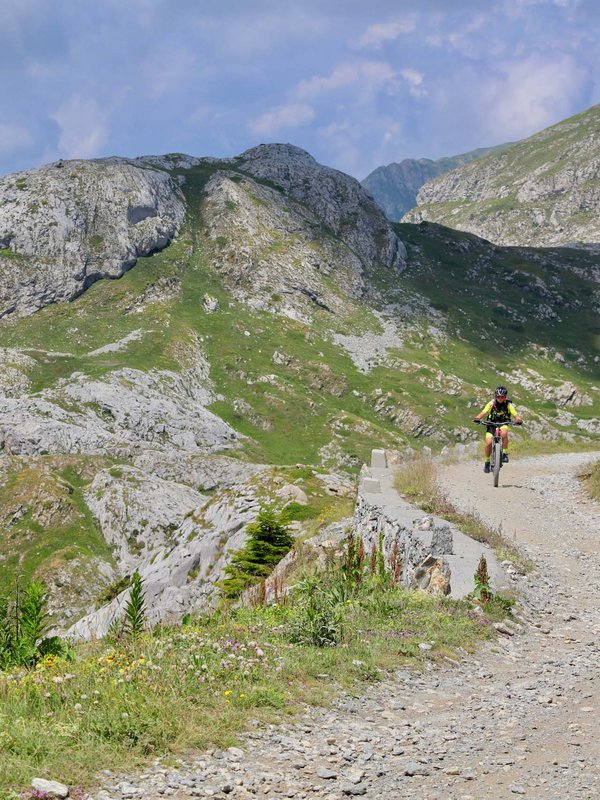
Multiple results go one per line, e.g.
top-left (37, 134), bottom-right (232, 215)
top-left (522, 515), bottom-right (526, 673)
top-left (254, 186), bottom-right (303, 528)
top-left (0, 159), bottom-right (186, 318)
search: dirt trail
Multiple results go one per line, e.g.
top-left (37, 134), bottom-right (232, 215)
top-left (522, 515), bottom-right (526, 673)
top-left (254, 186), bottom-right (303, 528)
top-left (94, 452), bottom-right (600, 800)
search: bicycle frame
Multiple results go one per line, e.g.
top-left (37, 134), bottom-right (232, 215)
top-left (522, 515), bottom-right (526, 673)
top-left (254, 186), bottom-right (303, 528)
top-left (475, 420), bottom-right (513, 487)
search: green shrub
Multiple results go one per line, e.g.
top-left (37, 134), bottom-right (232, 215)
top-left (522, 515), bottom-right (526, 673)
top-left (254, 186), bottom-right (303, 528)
top-left (288, 573), bottom-right (345, 647)
top-left (123, 571), bottom-right (147, 637)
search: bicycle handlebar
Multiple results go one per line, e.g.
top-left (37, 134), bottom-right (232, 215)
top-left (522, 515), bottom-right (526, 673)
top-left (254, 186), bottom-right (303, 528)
top-left (474, 419), bottom-right (521, 427)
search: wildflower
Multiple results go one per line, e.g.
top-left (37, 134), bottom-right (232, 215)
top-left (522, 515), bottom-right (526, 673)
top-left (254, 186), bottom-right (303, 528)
top-left (224, 690), bottom-right (232, 696)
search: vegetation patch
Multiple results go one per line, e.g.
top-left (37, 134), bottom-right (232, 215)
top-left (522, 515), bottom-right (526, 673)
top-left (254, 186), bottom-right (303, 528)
top-left (577, 458), bottom-right (600, 501)
top-left (0, 536), bottom-right (510, 798)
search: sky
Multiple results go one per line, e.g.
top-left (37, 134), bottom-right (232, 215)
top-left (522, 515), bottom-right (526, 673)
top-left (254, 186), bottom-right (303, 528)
top-left (1, 0), bottom-right (599, 180)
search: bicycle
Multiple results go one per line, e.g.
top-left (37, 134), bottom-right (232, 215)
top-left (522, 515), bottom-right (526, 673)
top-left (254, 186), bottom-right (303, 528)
top-left (474, 419), bottom-right (515, 487)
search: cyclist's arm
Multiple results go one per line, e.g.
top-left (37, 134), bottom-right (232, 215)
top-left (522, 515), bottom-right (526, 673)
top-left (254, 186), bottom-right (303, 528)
top-left (508, 403), bottom-right (523, 425)
top-left (473, 400), bottom-right (493, 422)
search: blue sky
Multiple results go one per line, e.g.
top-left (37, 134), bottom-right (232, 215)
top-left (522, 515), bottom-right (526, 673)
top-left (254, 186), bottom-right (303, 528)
top-left (2, 0), bottom-right (599, 179)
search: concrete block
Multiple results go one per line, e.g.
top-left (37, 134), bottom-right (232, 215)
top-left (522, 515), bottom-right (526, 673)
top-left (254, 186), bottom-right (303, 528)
top-left (371, 448), bottom-right (388, 468)
top-left (362, 478), bottom-right (381, 493)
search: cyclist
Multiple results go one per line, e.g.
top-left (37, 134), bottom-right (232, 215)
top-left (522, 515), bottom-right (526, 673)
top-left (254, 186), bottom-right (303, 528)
top-left (473, 385), bottom-right (523, 473)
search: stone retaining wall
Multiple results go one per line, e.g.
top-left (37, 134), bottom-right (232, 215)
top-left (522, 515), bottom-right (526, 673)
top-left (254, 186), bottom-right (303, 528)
top-left (351, 471), bottom-right (453, 595)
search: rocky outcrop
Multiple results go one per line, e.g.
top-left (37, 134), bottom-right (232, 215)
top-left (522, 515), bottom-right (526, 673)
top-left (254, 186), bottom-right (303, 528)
top-left (0, 145), bottom-right (406, 324)
top-left (0, 159), bottom-right (185, 317)
top-left (404, 104), bottom-right (600, 247)
top-left (67, 478), bottom-right (264, 640)
top-left (0, 359), bottom-right (239, 457)
top-left (236, 144), bottom-right (405, 273)
top-left (198, 145), bottom-right (406, 322)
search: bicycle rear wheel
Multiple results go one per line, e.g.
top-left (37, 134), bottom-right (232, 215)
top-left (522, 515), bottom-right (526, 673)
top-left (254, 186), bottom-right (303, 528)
top-left (492, 442), bottom-right (501, 487)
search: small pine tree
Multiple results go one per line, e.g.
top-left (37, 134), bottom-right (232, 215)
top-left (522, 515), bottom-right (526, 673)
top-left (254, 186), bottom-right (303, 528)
top-left (222, 507), bottom-right (294, 599)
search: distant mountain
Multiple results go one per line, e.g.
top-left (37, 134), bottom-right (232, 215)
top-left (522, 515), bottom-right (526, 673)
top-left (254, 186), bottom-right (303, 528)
top-left (403, 104), bottom-right (600, 247)
top-left (361, 144), bottom-right (513, 221)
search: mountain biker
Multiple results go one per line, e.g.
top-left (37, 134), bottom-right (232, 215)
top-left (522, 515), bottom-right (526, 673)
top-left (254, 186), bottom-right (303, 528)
top-left (473, 385), bottom-right (523, 473)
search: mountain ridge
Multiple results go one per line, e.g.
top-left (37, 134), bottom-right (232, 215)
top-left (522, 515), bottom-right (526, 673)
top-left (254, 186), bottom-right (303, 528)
top-left (403, 104), bottom-right (600, 247)
top-left (361, 143), bottom-right (513, 222)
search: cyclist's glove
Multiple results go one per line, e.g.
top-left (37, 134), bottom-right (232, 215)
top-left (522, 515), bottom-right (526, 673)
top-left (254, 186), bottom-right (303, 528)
top-left (473, 418), bottom-right (481, 424)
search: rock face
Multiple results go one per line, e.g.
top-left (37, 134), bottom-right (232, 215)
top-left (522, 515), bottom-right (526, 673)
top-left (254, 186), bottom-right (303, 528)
top-left (0, 145), bottom-right (405, 322)
top-left (404, 104), bottom-right (600, 247)
top-left (0, 351), bottom-right (238, 458)
top-left (198, 144), bottom-right (406, 322)
top-left (0, 159), bottom-right (185, 317)
top-left (236, 144), bottom-right (405, 272)
top-left (362, 144), bottom-right (512, 222)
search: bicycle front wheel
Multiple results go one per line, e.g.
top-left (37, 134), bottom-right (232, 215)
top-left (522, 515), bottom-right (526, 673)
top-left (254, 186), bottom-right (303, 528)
top-left (492, 442), bottom-right (501, 487)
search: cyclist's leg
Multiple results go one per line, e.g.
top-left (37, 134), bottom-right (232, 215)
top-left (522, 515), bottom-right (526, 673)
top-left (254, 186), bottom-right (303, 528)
top-left (483, 433), bottom-right (492, 471)
top-left (484, 431), bottom-right (493, 467)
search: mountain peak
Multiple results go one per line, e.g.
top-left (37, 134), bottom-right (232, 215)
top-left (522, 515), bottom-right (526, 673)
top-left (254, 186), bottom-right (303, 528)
top-left (237, 143), bottom-right (317, 167)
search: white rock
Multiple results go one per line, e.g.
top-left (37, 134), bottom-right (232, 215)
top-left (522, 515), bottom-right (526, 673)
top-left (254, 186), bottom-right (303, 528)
top-left (31, 779), bottom-right (69, 798)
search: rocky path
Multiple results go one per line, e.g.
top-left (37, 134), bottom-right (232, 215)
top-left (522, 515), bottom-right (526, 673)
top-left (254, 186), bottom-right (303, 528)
top-left (93, 452), bottom-right (600, 800)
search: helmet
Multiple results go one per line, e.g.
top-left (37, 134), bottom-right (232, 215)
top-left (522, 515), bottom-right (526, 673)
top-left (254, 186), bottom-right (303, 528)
top-left (495, 385), bottom-right (508, 398)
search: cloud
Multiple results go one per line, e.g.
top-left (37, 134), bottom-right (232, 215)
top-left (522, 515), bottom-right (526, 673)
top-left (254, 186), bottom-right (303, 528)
top-left (400, 68), bottom-right (426, 97)
top-left (481, 54), bottom-right (589, 139)
top-left (354, 19), bottom-right (416, 49)
top-left (295, 60), bottom-right (397, 98)
top-left (141, 46), bottom-right (198, 99)
top-left (250, 103), bottom-right (315, 136)
top-left (51, 96), bottom-right (109, 159)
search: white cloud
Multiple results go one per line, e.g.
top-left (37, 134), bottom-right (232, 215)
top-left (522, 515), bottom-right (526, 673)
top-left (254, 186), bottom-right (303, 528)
top-left (141, 46), bottom-right (198, 99)
top-left (425, 13), bottom-right (492, 56)
top-left (295, 61), bottom-right (397, 98)
top-left (354, 19), bottom-right (416, 50)
top-left (400, 68), bottom-right (426, 97)
top-left (51, 96), bottom-right (109, 159)
top-left (250, 103), bottom-right (315, 136)
top-left (0, 123), bottom-right (33, 154)
top-left (481, 54), bottom-right (589, 139)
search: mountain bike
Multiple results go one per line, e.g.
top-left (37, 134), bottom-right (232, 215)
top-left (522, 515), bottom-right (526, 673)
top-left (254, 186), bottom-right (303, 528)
top-left (474, 420), bottom-right (515, 488)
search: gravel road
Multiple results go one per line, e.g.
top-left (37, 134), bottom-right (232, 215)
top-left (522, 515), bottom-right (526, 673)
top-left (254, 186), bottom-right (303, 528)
top-left (93, 452), bottom-right (600, 800)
